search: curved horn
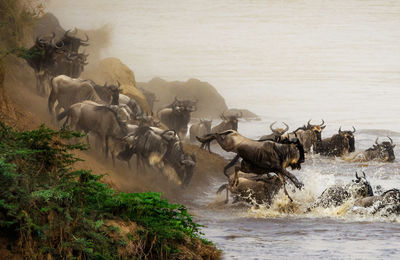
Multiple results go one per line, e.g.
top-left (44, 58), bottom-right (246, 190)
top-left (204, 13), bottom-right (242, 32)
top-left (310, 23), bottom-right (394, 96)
top-left (387, 136), bottom-right (393, 145)
top-left (64, 29), bottom-right (71, 37)
top-left (80, 33), bottom-right (89, 42)
top-left (307, 119), bottom-right (312, 128)
top-left (355, 172), bottom-right (360, 179)
top-left (320, 119), bottom-right (325, 126)
top-left (338, 126), bottom-right (342, 134)
top-left (117, 81), bottom-right (121, 88)
top-left (352, 126), bottom-right (356, 133)
top-left (362, 171), bottom-right (366, 178)
top-left (270, 121), bottom-right (277, 132)
top-left (283, 122), bottom-right (289, 133)
top-left (375, 137), bottom-right (379, 145)
top-left (51, 37), bottom-right (64, 49)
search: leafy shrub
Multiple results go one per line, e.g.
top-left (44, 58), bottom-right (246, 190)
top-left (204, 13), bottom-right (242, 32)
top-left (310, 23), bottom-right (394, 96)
top-left (0, 123), bottom-right (211, 259)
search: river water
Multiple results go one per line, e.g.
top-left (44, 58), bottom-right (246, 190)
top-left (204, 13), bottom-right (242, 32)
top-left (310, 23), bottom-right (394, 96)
top-left (47, 1), bottom-right (400, 259)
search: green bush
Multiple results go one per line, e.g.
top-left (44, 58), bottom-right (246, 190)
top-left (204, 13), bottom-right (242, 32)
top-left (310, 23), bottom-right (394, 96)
top-left (0, 123), bottom-right (210, 259)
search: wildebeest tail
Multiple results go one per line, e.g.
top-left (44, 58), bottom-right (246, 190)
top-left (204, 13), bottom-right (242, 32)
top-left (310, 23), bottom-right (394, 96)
top-left (196, 133), bottom-right (216, 143)
top-left (217, 184), bottom-right (228, 194)
top-left (57, 109), bottom-right (69, 122)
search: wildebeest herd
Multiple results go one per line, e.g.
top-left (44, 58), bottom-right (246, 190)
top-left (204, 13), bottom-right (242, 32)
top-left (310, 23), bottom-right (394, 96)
top-left (24, 29), bottom-right (400, 216)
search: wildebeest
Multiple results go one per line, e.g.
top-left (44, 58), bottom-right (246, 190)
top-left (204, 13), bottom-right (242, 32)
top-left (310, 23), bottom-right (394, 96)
top-left (22, 29), bottom-right (89, 95)
top-left (211, 112), bottom-right (242, 133)
top-left (117, 126), bottom-right (196, 187)
top-left (217, 168), bottom-right (282, 204)
top-left (293, 119), bottom-right (326, 153)
top-left (310, 172), bottom-right (373, 210)
top-left (57, 101), bottom-right (128, 158)
top-left (347, 137), bottom-right (395, 162)
top-left (189, 119), bottom-right (212, 143)
top-left (354, 188), bottom-right (400, 216)
top-left (259, 121), bottom-right (289, 141)
top-left (157, 97), bottom-right (197, 139)
top-left (314, 127), bottom-right (356, 157)
top-left (196, 130), bottom-right (304, 201)
top-left (48, 75), bottom-right (120, 116)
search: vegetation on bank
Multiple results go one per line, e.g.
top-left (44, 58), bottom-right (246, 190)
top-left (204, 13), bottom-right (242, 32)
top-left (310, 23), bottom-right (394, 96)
top-left (0, 123), bottom-right (219, 259)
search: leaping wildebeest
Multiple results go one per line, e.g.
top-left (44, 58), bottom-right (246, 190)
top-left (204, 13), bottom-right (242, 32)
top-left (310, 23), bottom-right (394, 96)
top-left (196, 130), bottom-right (305, 201)
top-left (57, 101), bottom-right (128, 158)
top-left (347, 137), bottom-right (395, 162)
top-left (314, 126), bottom-right (356, 157)
top-left (157, 97), bottom-right (197, 139)
top-left (48, 75), bottom-right (120, 117)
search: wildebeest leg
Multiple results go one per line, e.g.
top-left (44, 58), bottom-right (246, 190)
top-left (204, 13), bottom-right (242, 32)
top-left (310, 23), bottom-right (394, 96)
top-left (223, 154), bottom-right (240, 178)
top-left (104, 135), bottom-right (109, 159)
top-left (277, 173), bottom-right (293, 202)
top-left (281, 168), bottom-right (304, 189)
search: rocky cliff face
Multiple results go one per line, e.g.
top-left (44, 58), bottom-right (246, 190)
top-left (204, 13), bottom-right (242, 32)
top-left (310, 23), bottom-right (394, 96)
top-left (138, 77), bottom-right (229, 118)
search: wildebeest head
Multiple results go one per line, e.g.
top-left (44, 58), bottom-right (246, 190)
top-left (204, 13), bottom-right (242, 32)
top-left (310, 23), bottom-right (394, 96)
top-left (369, 137), bottom-right (396, 162)
top-left (270, 121), bottom-right (289, 137)
top-left (179, 153), bottom-right (197, 187)
top-left (351, 171), bottom-right (374, 197)
top-left (338, 126), bottom-right (356, 152)
top-left (220, 112), bottom-right (242, 131)
top-left (307, 119), bottom-right (326, 141)
top-left (62, 28), bottom-right (90, 53)
top-left (171, 97), bottom-right (197, 113)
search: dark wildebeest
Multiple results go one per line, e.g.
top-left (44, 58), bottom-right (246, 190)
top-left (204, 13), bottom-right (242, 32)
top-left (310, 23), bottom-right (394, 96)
top-left (57, 101), bottom-right (128, 158)
top-left (189, 119), bottom-right (212, 143)
top-left (117, 126), bottom-right (196, 187)
top-left (22, 29), bottom-right (89, 95)
top-left (309, 172), bottom-right (373, 210)
top-left (348, 137), bottom-right (395, 162)
top-left (211, 112), bottom-right (242, 133)
top-left (259, 121), bottom-right (289, 142)
top-left (314, 127), bottom-right (356, 157)
top-left (196, 130), bottom-right (305, 202)
top-left (217, 167), bottom-right (282, 205)
top-left (21, 33), bottom-right (59, 95)
top-left (292, 119), bottom-right (326, 153)
top-left (157, 97), bottom-right (197, 139)
top-left (48, 75), bottom-right (120, 117)
top-left (52, 51), bottom-right (89, 78)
